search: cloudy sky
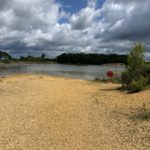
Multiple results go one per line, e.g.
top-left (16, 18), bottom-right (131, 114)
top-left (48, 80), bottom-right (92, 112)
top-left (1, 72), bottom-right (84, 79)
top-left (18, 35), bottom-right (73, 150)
top-left (0, 0), bottom-right (150, 59)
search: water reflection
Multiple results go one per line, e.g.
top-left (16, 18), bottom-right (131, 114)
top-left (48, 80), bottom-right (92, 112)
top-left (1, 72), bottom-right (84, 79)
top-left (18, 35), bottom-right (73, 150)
top-left (0, 64), bottom-right (124, 80)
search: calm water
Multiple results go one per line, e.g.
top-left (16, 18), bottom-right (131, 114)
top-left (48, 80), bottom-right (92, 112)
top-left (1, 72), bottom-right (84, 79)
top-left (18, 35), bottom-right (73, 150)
top-left (0, 64), bottom-right (124, 80)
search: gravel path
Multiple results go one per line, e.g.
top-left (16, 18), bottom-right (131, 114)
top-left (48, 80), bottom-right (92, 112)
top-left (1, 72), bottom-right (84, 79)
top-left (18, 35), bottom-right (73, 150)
top-left (0, 75), bottom-right (149, 150)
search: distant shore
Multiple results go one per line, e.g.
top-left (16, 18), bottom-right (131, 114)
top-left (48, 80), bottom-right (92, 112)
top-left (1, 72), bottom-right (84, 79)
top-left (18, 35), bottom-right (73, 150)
top-left (0, 61), bottom-right (125, 66)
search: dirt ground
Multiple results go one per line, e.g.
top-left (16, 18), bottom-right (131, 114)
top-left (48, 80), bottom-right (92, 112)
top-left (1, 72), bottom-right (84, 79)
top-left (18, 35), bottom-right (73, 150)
top-left (0, 74), bottom-right (149, 150)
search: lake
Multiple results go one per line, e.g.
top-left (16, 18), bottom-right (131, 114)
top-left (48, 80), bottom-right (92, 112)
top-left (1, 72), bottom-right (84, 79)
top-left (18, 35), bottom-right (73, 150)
top-left (0, 64), bottom-right (124, 80)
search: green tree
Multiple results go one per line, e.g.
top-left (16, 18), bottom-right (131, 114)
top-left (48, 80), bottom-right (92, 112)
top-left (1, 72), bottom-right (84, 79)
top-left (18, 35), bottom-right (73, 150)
top-left (121, 43), bottom-right (148, 92)
top-left (41, 53), bottom-right (46, 59)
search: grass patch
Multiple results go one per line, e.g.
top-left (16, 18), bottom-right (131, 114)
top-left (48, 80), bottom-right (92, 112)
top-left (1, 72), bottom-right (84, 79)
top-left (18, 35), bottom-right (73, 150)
top-left (130, 103), bottom-right (150, 121)
top-left (94, 77), bottom-right (121, 84)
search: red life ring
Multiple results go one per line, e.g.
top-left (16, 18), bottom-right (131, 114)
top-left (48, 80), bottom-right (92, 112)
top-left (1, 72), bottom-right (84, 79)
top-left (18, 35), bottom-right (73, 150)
top-left (107, 70), bottom-right (114, 78)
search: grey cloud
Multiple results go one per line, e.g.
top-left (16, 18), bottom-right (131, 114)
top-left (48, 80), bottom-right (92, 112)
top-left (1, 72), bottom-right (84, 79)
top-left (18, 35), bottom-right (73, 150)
top-left (99, 0), bottom-right (150, 48)
top-left (0, 0), bottom-right (150, 59)
top-left (0, 0), bottom-right (11, 10)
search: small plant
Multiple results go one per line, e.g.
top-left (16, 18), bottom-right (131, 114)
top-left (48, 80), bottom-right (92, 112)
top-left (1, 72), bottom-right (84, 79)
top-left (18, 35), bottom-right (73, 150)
top-left (109, 76), bottom-right (121, 84)
top-left (94, 77), bottom-right (108, 82)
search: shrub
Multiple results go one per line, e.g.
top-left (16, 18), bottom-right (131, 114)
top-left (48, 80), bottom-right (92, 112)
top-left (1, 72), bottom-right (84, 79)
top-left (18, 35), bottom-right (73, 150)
top-left (144, 64), bottom-right (150, 84)
top-left (94, 77), bottom-right (108, 82)
top-left (121, 43), bottom-right (149, 92)
top-left (94, 77), bottom-right (121, 84)
top-left (121, 70), bottom-right (132, 86)
top-left (128, 76), bottom-right (149, 92)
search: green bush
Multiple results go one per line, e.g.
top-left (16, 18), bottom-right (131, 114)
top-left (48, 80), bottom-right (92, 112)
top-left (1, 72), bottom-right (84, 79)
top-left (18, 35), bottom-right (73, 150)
top-left (128, 76), bottom-right (149, 92)
top-left (111, 77), bottom-right (121, 83)
top-left (144, 64), bottom-right (150, 84)
top-left (121, 70), bottom-right (133, 85)
top-left (94, 77), bottom-right (108, 82)
top-left (121, 43), bottom-right (149, 92)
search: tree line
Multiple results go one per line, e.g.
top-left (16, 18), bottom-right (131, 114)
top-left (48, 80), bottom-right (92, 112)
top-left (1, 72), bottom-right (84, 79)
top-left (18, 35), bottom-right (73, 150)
top-left (0, 50), bottom-right (128, 65)
top-left (0, 52), bottom-right (55, 63)
top-left (19, 54), bottom-right (54, 63)
top-left (56, 53), bottom-right (127, 65)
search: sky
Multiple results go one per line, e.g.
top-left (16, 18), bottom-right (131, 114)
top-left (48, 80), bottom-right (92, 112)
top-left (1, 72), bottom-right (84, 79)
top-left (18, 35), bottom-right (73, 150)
top-left (0, 0), bottom-right (150, 60)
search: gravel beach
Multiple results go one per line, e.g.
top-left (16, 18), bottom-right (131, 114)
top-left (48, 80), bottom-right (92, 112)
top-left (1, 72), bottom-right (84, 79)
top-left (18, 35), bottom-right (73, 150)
top-left (0, 74), bottom-right (149, 150)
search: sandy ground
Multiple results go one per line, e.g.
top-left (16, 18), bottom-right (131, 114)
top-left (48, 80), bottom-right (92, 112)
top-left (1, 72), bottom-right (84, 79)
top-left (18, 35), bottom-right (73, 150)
top-left (0, 74), bottom-right (149, 150)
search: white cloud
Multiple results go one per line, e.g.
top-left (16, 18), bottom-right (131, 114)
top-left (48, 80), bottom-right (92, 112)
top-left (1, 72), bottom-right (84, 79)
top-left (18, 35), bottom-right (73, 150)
top-left (70, 0), bottom-right (101, 30)
top-left (0, 0), bottom-right (62, 31)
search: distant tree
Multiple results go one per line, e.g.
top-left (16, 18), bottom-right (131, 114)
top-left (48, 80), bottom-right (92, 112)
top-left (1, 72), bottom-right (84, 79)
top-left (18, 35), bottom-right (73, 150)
top-left (41, 53), bottom-right (46, 59)
top-left (0, 50), bottom-right (12, 63)
top-left (121, 43), bottom-right (149, 92)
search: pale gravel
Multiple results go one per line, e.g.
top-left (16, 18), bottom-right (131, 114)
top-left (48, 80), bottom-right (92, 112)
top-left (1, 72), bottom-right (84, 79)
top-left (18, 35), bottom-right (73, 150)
top-left (0, 74), bottom-right (149, 150)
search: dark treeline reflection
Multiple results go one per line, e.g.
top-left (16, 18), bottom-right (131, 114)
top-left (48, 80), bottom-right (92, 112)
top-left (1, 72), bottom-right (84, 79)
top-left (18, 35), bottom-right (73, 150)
top-left (56, 53), bottom-right (127, 65)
